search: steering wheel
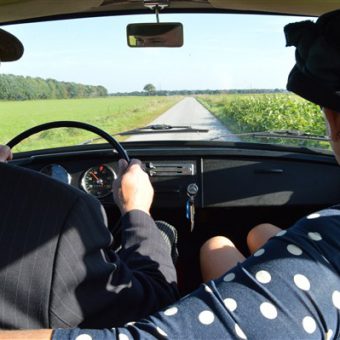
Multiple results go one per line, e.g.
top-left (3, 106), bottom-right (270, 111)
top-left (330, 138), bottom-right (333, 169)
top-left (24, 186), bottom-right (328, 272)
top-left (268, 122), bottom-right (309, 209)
top-left (6, 121), bottom-right (130, 162)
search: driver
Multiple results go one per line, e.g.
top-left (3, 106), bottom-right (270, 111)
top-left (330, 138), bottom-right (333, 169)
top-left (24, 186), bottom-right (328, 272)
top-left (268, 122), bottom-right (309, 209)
top-left (0, 28), bottom-right (178, 329)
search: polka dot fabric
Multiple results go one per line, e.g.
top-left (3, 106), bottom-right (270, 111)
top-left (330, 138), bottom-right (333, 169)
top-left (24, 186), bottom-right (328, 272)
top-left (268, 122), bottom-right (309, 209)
top-left (54, 207), bottom-right (340, 340)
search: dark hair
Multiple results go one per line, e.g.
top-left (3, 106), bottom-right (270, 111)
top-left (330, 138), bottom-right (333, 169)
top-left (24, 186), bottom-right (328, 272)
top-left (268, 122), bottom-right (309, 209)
top-left (0, 28), bottom-right (24, 62)
top-left (285, 10), bottom-right (340, 111)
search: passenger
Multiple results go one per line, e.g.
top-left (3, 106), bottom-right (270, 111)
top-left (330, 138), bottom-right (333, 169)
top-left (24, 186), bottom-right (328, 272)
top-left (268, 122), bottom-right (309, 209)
top-left (1, 9), bottom-right (340, 339)
top-left (201, 8), bottom-right (340, 282)
top-left (0, 27), bottom-right (178, 329)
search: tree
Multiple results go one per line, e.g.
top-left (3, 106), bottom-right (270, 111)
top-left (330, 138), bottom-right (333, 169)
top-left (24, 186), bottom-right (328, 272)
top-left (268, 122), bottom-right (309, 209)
top-left (0, 74), bottom-right (109, 100)
top-left (143, 83), bottom-right (156, 95)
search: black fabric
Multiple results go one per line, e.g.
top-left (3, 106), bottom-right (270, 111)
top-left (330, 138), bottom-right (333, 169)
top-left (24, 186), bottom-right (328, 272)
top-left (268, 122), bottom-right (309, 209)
top-left (285, 10), bottom-right (340, 111)
top-left (0, 162), bottom-right (178, 329)
top-left (0, 28), bottom-right (24, 61)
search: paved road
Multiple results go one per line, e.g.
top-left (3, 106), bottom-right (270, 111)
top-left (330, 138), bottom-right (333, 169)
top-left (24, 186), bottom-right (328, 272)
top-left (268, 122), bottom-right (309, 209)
top-left (127, 97), bottom-right (240, 142)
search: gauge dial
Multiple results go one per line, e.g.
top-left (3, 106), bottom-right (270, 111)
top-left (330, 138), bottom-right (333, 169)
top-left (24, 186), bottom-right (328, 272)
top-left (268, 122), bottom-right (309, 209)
top-left (81, 164), bottom-right (116, 198)
top-left (40, 164), bottom-right (71, 184)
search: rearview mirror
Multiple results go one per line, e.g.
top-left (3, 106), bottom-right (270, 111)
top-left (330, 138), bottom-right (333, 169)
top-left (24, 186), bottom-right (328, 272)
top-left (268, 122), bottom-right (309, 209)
top-left (127, 23), bottom-right (183, 47)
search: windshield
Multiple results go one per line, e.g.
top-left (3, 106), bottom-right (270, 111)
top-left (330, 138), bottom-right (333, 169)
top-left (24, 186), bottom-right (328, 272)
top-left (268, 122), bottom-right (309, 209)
top-left (0, 13), bottom-right (330, 152)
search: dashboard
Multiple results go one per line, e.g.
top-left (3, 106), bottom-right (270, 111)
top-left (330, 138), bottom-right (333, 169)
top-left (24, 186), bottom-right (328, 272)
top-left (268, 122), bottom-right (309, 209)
top-left (36, 157), bottom-right (200, 207)
top-left (11, 143), bottom-right (340, 210)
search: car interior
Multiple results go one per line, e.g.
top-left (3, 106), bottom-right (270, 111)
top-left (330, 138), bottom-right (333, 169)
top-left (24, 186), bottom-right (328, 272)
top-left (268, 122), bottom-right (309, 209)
top-left (1, 0), bottom-right (340, 297)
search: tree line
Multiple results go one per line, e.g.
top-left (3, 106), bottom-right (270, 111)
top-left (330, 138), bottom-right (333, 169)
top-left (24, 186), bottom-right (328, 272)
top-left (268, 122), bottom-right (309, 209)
top-left (0, 74), bottom-right (108, 100)
top-left (0, 75), bottom-right (286, 101)
top-left (111, 88), bottom-right (287, 96)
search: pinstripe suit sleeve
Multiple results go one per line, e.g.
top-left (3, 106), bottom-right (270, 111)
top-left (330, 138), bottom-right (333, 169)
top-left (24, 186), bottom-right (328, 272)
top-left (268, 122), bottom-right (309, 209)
top-left (0, 163), bottom-right (82, 329)
top-left (49, 193), bottom-right (178, 328)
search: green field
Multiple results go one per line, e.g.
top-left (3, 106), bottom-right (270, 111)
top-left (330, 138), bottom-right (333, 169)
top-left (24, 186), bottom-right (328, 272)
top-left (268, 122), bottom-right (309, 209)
top-left (197, 93), bottom-right (329, 149)
top-left (0, 96), bottom-right (182, 152)
top-left (1, 93), bottom-right (330, 152)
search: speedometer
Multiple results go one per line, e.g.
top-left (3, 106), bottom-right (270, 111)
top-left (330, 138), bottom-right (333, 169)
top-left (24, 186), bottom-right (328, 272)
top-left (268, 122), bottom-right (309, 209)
top-left (81, 164), bottom-right (116, 198)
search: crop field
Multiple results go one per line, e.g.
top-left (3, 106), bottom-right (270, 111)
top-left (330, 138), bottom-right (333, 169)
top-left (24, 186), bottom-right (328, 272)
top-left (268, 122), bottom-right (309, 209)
top-left (197, 93), bottom-right (330, 149)
top-left (0, 94), bottom-right (331, 152)
top-left (0, 96), bottom-right (182, 152)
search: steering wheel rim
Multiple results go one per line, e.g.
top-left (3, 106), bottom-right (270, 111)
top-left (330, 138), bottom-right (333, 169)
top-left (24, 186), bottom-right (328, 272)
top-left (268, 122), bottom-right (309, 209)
top-left (6, 121), bottom-right (130, 162)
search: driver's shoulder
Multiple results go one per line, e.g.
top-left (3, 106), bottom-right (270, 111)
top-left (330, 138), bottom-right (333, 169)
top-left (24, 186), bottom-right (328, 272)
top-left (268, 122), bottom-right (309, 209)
top-left (0, 161), bottom-right (92, 204)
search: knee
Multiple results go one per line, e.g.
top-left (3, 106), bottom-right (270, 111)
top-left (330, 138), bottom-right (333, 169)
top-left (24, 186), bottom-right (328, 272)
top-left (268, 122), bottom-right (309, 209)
top-left (200, 236), bottom-right (235, 256)
top-left (247, 223), bottom-right (275, 242)
top-left (200, 236), bottom-right (241, 282)
top-left (247, 223), bottom-right (280, 253)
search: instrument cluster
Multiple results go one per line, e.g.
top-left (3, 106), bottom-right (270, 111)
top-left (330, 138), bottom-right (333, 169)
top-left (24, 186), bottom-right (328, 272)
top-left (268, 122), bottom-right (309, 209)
top-left (40, 163), bottom-right (117, 198)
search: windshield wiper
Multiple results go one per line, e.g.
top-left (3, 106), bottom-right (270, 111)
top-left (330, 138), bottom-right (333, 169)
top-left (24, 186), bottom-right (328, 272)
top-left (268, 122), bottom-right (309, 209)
top-left (117, 124), bottom-right (209, 136)
top-left (80, 124), bottom-right (209, 145)
top-left (210, 129), bottom-right (330, 142)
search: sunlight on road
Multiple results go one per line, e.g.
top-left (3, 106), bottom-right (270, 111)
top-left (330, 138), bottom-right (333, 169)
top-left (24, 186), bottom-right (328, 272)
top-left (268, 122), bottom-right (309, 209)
top-left (127, 97), bottom-right (240, 142)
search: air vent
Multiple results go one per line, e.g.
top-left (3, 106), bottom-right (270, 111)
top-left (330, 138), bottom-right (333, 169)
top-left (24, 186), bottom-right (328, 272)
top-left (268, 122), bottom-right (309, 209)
top-left (144, 161), bottom-right (195, 176)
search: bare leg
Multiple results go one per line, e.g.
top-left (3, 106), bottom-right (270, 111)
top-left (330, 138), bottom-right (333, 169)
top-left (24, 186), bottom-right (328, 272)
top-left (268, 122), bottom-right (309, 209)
top-left (247, 223), bottom-right (282, 254)
top-left (200, 236), bottom-right (246, 282)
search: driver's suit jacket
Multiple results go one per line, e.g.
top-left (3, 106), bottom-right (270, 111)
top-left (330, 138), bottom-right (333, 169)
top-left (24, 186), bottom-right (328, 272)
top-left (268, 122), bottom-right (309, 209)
top-left (0, 162), bottom-right (178, 329)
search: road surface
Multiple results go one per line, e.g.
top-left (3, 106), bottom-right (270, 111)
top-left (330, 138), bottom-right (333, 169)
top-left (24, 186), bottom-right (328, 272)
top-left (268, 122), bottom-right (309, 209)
top-left (127, 97), bottom-right (240, 142)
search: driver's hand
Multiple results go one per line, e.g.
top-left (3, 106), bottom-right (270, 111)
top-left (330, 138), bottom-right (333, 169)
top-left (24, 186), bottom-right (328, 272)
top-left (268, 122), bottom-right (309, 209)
top-left (0, 145), bottom-right (12, 162)
top-left (113, 158), bottom-right (154, 215)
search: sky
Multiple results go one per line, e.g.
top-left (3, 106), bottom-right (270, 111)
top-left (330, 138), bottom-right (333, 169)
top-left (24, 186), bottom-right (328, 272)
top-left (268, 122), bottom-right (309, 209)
top-left (1, 13), bottom-right (313, 93)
